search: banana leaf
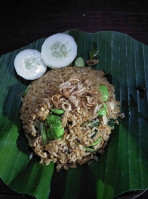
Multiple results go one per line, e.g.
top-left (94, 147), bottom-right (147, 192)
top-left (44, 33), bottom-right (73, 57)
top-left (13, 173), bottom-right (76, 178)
top-left (0, 30), bottom-right (148, 199)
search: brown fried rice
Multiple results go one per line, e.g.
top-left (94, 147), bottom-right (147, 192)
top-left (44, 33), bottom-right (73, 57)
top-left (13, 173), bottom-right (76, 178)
top-left (20, 66), bottom-right (120, 171)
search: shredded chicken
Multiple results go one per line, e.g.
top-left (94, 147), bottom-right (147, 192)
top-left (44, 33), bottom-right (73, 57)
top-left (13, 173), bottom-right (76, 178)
top-left (69, 78), bottom-right (80, 83)
top-left (94, 104), bottom-right (102, 114)
top-left (84, 79), bottom-right (92, 86)
top-left (102, 115), bottom-right (108, 125)
top-left (44, 98), bottom-right (51, 109)
top-left (108, 101), bottom-right (115, 110)
top-left (69, 95), bottom-right (79, 107)
top-left (59, 81), bottom-right (71, 90)
top-left (72, 87), bottom-right (86, 96)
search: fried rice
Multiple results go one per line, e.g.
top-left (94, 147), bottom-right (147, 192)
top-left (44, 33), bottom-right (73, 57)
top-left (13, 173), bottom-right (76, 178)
top-left (20, 66), bottom-right (120, 171)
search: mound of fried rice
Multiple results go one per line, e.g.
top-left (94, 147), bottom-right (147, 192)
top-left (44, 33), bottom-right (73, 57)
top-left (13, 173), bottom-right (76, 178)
top-left (20, 66), bottom-right (120, 171)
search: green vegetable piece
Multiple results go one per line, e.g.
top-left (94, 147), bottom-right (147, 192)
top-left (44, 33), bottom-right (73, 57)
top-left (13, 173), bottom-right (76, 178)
top-left (89, 48), bottom-right (99, 59)
top-left (85, 137), bottom-right (102, 152)
top-left (98, 108), bottom-right (107, 117)
top-left (46, 128), bottom-right (53, 140)
top-left (34, 120), bottom-right (40, 129)
top-left (50, 109), bottom-right (64, 115)
top-left (98, 84), bottom-right (109, 101)
top-left (50, 121), bottom-right (64, 139)
top-left (90, 136), bottom-right (102, 147)
top-left (90, 119), bottom-right (100, 128)
top-left (46, 115), bottom-right (61, 126)
top-left (74, 57), bottom-right (85, 67)
top-left (40, 122), bottom-right (47, 145)
top-left (103, 104), bottom-right (107, 111)
top-left (23, 85), bottom-right (30, 96)
top-left (97, 103), bottom-right (108, 117)
top-left (85, 147), bottom-right (96, 152)
top-left (108, 119), bottom-right (116, 127)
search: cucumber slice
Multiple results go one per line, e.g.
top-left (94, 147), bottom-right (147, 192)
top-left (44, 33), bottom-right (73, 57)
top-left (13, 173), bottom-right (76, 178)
top-left (41, 33), bottom-right (77, 69)
top-left (14, 49), bottom-right (47, 80)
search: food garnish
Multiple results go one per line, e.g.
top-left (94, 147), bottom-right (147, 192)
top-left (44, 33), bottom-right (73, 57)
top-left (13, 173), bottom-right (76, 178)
top-left (86, 47), bottom-right (99, 66)
top-left (50, 109), bottom-right (64, 115)
top-left (89, 48), bottom-right (99, 59)
top-left (14, 49), bottom-right (47, 80)
top-left (74, 57), bottom-right (85, 67)
top-left (98, 84), bottom-right (109, 101)
top-left (41, 33), bottom-right (77, 69)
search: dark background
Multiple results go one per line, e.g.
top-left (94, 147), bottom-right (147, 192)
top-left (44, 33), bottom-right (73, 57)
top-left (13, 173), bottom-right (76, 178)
top-left (0, 0), bottom-right (148, 198)
top-left (0, 0), bottom-right (148, 56)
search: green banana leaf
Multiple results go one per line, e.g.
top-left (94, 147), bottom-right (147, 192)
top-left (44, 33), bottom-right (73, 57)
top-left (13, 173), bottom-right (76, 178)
top-left (0, 30), bottom-right (148, 199)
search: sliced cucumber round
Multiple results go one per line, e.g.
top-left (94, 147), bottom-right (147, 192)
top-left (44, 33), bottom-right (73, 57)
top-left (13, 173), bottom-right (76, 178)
top-left (41, 33), bottom-right (77, 69)
top-left (14, 49), bottom-right (47, 80)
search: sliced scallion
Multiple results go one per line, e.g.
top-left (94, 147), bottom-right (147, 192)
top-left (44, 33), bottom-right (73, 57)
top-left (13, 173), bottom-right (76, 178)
top-left (23, 85), bottom-right (30, 96)
top-left (40, 122), bottom-right (47, 146)
top-left (90, 136), bottom-right (102, 147)
top-left (85, 147), bottom-right (96, 152)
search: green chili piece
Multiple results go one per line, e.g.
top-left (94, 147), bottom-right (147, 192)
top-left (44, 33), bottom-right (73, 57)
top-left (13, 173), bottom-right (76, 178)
top-left (98, 85), bottom-right (109, 101)
top-left (98, 108), bottom-right (107, 117)
top-left (103, 104), bottom-right (107, 111)
top-left (40, 122), bottom-right (47, 145)
top-left (98, 104), bottom-right (108, 117)
top-left (89, 48), bottom-right (99, 59)
top-left (74, 57), bottom-right (85, 67)
top-left (90, 136), bottom-right (102, 147)
top-left (46, 122), bottom-right (64, 140)
top-left (50, 120), bottom-right (64, 139)
top-left (46, 115), bottom-right (61, 126)
top-left (50, 109), bottom-right (64, 115)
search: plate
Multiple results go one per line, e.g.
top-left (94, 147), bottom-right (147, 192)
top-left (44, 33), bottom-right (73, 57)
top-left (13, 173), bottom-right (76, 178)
top-left (0, 30), bottom-right (148, 199)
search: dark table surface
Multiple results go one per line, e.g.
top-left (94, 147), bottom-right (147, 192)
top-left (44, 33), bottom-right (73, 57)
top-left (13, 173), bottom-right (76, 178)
top-left (0, 0), bottom-right (148, 198)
